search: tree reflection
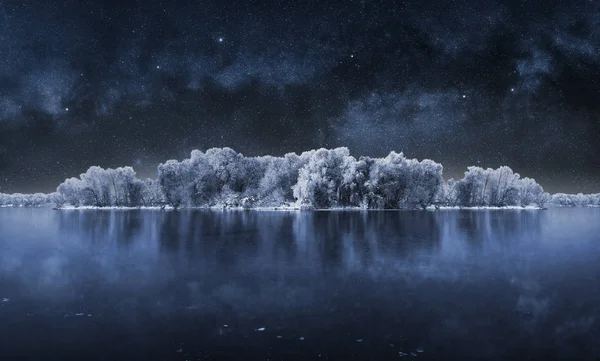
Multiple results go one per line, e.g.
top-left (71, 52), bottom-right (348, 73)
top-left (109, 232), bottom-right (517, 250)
top-left (54, 209), bottom-right (544, 275)
top-left (454, 210), bottom-right (542, 252)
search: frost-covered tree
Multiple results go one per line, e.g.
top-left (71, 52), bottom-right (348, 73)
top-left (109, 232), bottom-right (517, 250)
top-left (57, 166), bottom-right (148, 207)
top-left (406, 158), bottom-right (444, 207)
top-left (340, 156), bottom-right (375, 207)
top-left (3, 147), bottom-right (595, 209)
top-left (157, 160), bottom-right (191, 208)
top-left (550, 193), bottom-right (600, 207)
top-left (442, 178), bottom-right (459, 206)
top-left (518, 177), bottom-right (545, 207)
top-left (204, 147), bottom-right (249, 194)
top-left (158, 148), bottom-right (271, 207)
top-left (57, 178), bottom-right (85, 206)
top-left (292, 148), bottom-right (356, 208)
top-left (450, 166), bottom-right (549, 207)
top-left (362, 152), bottom-right (444, 209)
top-left (0, 192), bottom-right (57, 207)
top-left (141, 178), bottom-right (163, 206)
top-left (454, 167), bottom-right (488, 206)
top-left (258, 152), bottom-right (308, 204)
top-left (366, 152), bottom-right (412, 208)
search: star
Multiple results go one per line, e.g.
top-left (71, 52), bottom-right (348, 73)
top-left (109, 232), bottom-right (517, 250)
top-left (218, 37), bottom-right (224, 43)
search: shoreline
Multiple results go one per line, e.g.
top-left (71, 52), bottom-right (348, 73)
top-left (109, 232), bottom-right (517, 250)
top-left (5, 205), bottom-right (599, 210)
top-left (50, 205), bottom-right (546, 211)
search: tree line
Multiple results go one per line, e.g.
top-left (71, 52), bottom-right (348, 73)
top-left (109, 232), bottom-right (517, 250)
top-left (0, 147), bottom-right (597, 209)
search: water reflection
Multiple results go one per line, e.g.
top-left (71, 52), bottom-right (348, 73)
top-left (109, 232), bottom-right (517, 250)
top-left (60, 210), bottom-right (451, 271)
top-left (0, 209), bottom-right (564, 283)
top-left (452, 210), bottom-right (543, 251)
top-left (0, 208), bottom-right (599, 360)
top-left (3, 209), bottom-right (599, 292)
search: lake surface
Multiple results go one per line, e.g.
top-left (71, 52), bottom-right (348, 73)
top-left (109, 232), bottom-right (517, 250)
top-left (0, 208), bottom-right (599, 361)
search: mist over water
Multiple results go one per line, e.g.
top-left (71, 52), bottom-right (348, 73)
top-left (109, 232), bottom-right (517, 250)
top-left (0, 208), bottom-right (599, 360)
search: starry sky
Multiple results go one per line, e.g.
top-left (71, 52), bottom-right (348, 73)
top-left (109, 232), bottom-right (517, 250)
top-left (0, 0), bottom-right (599, 193)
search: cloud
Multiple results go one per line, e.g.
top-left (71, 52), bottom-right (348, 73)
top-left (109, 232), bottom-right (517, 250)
top-left (333, 89), bottom-right (468, 154)
top-left (215, 54), bottom-right (320, 89)
top-left (1, 0), bottom-right (599, 127)
top-left (554, 35), bottom-right (599, 63)
top-left (0, 97), bottom-right (21, 124)
top-left (0, 65), bottom-right (76, 122)
top-left (516, 49), bottom-right (553, 92)
top-left (20, 66), bottom-right (76, 117)
top-left (96, 87), bottom-right (123, 116)
top-left (418, 2), bottom-right (508, 55)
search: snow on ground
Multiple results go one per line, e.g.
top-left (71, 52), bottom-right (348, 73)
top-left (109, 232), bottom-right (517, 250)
top-left (56, 204), bottom-right (544, 211)
top-left (429, 205), bottom-right (542, 210)
top-left (58, 205), bottom-right (175, 210)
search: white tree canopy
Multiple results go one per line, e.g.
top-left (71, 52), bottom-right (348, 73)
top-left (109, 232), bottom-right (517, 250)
top-left (1, 147), bottom-right (596, 209)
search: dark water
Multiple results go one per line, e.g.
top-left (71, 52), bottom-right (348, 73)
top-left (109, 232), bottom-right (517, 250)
top-left (0, 208), bottom-right (599, 361)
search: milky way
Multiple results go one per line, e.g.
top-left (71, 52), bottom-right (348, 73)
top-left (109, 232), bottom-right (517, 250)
top-left (0, 0), bottom-right (599, 193)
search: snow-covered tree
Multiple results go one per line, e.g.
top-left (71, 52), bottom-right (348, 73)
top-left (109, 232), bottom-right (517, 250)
top-left (141, 178), bottom-right (163, 206)
top-left (292, 148), bottom-right (356, 208)
top-left (0, 192), bottom-right (59, 207)
top-left (340, 156), bottom-right (375, 207)
top-left (258, 152), bottom-right (308, 204)
top-left (550, 193), bottom-right (600, 207)
top-left (450, 166), bottom-right (549, 207)
top-left (157, 160), bottom-right (190, 208)
top-left (362, 152), bottom-right (444, 209)
top-left (57, 166), bottom-right (148, 207)
top-left (2, 147), bottom-right (594, 209)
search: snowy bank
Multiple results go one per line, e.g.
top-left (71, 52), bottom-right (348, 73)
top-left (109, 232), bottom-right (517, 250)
top-left (429, 205), bottom-right (543, 210)
top-left (54, 204), bottom-right (544, 211)
top-left (57, 205), bottom-right (173, 210)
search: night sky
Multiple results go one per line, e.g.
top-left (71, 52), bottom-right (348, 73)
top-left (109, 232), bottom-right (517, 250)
top-left (1, 0), bottom-right (599, 194)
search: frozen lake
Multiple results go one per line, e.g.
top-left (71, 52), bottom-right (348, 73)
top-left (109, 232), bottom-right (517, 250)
top-left (0, 208), bottom-right (599, 360)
